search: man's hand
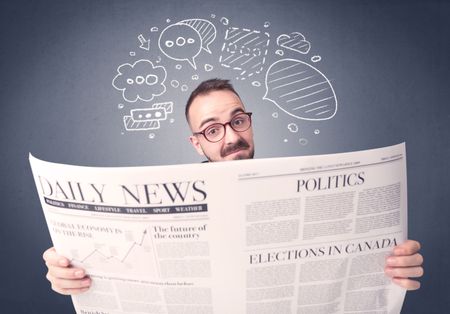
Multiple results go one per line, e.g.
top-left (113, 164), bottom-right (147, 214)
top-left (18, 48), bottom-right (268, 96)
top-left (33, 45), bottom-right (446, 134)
top-left (43, 247), bottom-right (91, 295)
top-left (385, 240), bottom-right (423, 290)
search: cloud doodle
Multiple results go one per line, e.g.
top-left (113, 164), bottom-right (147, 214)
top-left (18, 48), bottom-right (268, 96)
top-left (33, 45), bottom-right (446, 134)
top-left (277, 32), bottom-right (311, 54)
top-left (112, 59), bottom-right (167, 103)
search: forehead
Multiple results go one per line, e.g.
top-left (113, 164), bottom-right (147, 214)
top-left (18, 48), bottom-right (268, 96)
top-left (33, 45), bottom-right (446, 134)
top-left (188, 90), bottom-right (245, 130)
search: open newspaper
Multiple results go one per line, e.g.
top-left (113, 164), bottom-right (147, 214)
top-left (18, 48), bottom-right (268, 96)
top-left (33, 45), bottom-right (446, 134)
top-left (30, 143), bottom-right (408, 314)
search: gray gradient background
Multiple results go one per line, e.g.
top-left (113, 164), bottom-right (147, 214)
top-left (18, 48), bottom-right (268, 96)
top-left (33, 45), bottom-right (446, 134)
top-left (1, 0), bottom-right (449, 313)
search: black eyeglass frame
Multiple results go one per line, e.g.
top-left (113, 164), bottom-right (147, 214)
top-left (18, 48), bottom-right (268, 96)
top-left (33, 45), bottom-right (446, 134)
top-left (193, 112), bottom-right (253, 143)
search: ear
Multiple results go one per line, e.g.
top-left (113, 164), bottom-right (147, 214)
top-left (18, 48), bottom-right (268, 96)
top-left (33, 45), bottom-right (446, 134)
top-left (189, 135), bottom-right (205, 156)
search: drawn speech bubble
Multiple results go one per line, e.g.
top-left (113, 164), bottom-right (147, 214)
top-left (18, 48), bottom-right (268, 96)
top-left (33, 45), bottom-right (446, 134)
top-left (264, 59), bottom-right (337, 121)
top-left (159, 19), bottom-right (216, 69)
top-left (178, 19), bottom-right (216, 54)
top-left (159, 24), bottom-right (202, 69)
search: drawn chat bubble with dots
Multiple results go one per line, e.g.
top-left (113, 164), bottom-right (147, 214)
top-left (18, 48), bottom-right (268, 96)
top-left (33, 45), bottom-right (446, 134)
top-left (178, 19), bottom-right (216, 53)
top-left (158, 19), bottom-right (216, 69)
top-left (123, 102), bottom-right (173, 131)
top-left (112, 59), bottom-right (167, 103)
top-left (158, 24), bottom-right (202, 69)
top-left (263, 59), bottom-right (337, 121)
top-left (219, 27), bottom-right (270, 80)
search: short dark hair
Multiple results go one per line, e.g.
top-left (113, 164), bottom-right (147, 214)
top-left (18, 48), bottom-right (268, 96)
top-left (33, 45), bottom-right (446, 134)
top-left (185, 78), bottom-right (241, 123)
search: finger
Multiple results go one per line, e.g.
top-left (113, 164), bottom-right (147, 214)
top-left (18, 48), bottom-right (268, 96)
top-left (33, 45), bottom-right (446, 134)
top-left (46, 272), bottom-right (91, 290)
top-left (51, 285), bottom-right (90, 296)
top-left (392, 277), bottom-right (421, 291)
top-left (43, 247), bottom-right (70, 267)
top-left (46, 264), bottom-right (87, 280)
top-left (385, 266), bottom-right (424, 278)
top-left (386, 253), bottom-right (423, 267)
top-left (393, 240), bottom-right (421, 255)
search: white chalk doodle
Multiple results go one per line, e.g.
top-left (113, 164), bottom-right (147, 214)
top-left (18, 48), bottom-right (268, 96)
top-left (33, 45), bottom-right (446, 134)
top-left (138, 34), bottom-right (150, 51)
top-left (287, 123), bottom-right (299, 133)
top-left (263, 58), bottom-right (337, 120)
top-left (311, 55), bottom-right (322, 63)
top-left (277, 32), bottom-right (310, 54)
top-left (112, 14), bottom-right (339, 145)
top-left (219, 26), bottom-right (270, 80)
top-left (112, 59), bottom-right (167, 103)
top-left (123, 101), bottom-right (173, 131)
top-left (178, 19), bottom-right (216, 53)
top-left (204, 64), bottom-right (213, 71)
top-left (158, 19), bottom-right (216, 69)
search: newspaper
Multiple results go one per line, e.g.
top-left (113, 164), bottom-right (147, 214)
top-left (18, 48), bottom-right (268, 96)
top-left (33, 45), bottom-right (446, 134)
top-left (29, 143), bottom-right (408, 314)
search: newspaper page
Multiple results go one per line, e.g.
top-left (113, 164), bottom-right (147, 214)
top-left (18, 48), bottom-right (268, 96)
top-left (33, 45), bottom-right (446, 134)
top-left (29, 143), bottom-right (407, 314)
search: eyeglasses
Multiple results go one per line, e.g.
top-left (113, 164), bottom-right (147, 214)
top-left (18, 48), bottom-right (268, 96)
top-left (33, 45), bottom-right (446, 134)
top-left (193, 112), bottom-right (252, 143)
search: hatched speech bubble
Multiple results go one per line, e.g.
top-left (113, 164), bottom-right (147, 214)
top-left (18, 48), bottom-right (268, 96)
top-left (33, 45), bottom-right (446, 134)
top-left (264, 59), bottom-right (337, 121)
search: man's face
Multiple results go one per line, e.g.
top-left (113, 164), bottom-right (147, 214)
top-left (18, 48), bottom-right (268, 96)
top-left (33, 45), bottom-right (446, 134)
top-left (188, 90), bottom-right (255, 162)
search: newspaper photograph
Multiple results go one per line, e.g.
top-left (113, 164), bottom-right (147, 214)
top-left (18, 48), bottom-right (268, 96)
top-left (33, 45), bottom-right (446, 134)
top-left (29, 143), bottom-right (408, 314)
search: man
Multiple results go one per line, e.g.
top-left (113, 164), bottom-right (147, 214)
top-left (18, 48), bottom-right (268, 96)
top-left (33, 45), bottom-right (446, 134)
top-left (185, 78), bottom-right (255, 162)
top-left (43, 78), bottom-right (423, 295)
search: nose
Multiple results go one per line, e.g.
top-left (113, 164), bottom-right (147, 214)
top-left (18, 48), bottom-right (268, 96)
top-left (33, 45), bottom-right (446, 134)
top-left (223, 123), bottom-right (240, 144)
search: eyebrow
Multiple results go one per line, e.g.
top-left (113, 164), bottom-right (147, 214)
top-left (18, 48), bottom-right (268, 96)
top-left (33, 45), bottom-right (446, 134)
top-left (198, 107), bottom-right (245, 130)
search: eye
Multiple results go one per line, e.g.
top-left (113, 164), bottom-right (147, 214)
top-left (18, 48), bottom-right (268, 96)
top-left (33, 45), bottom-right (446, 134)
top-left (205, 125), bottom-right (221, 136)
top-left (232, 116), bottom-right (245, 126)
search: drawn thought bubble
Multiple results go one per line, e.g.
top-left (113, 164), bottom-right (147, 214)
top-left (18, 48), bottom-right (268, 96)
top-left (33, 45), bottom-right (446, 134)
top-left (158, 19), bottom-right (216, 69)
top-left (112, 59), bottom-right (166, 103)
top-left (264, 59), bottom-right (337, 120)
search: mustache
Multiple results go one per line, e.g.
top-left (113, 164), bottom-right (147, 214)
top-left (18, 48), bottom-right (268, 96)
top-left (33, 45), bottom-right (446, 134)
top-left (221, 139), bottom-right (250, 157)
